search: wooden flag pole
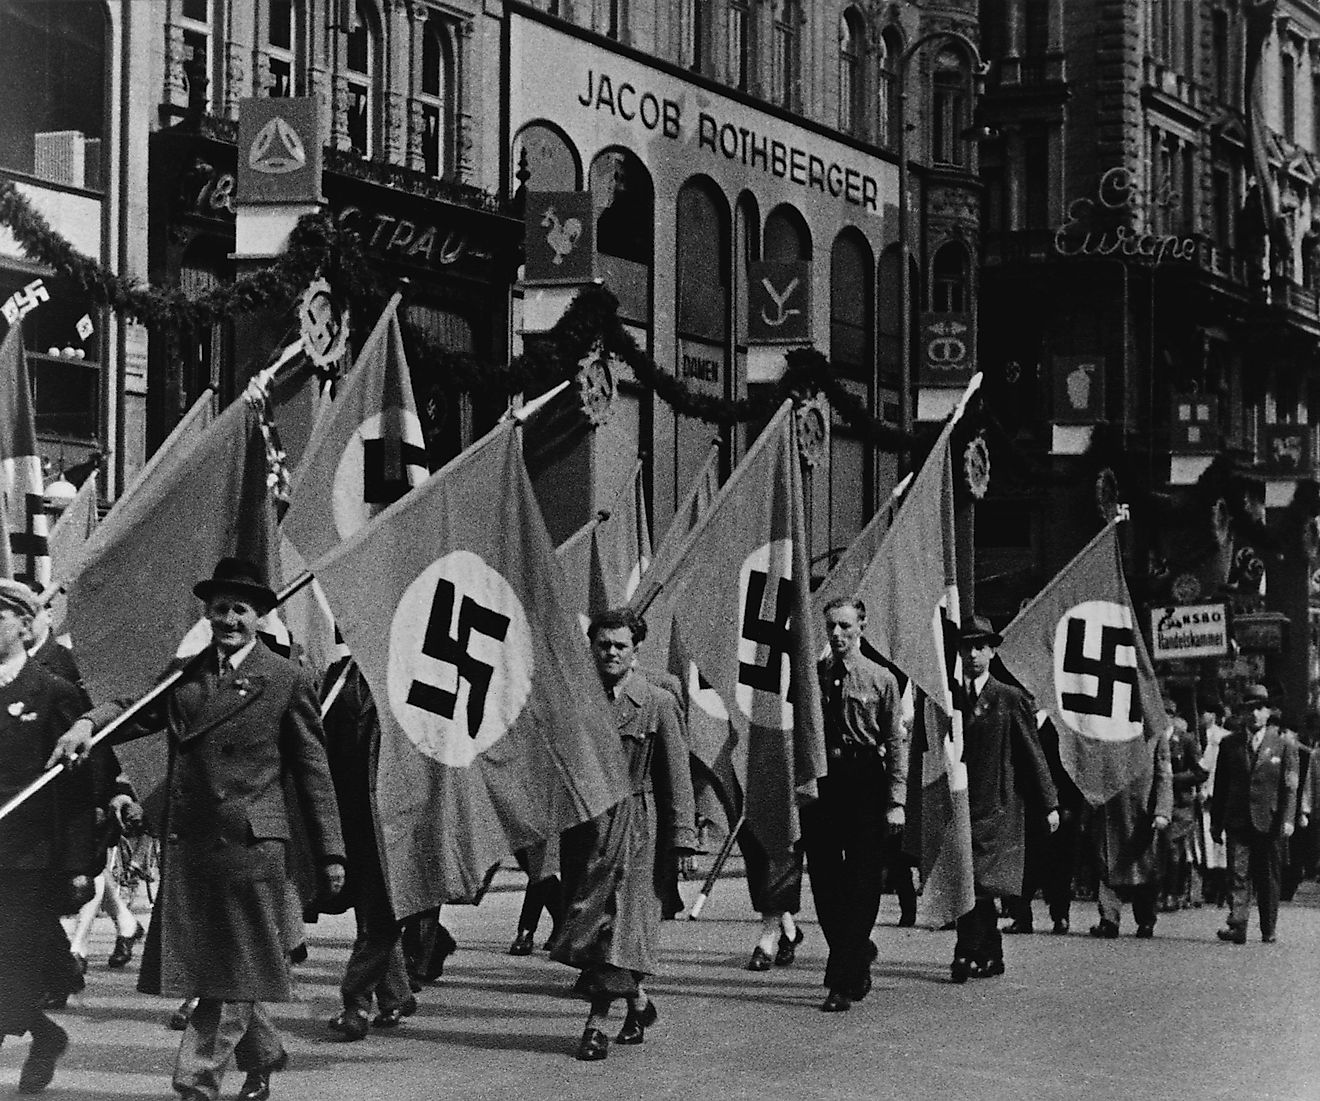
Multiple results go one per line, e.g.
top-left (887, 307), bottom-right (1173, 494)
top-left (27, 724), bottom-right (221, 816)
top-left (687, 810), bottom-right (746, 920)
top-left (0, 569), bottom-right (317, 826)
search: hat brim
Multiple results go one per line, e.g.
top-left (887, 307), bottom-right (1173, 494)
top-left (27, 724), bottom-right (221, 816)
top-left (960, 631), bottom-right (1002, 647)
top-left (194, 578), bottom-right (277, 613)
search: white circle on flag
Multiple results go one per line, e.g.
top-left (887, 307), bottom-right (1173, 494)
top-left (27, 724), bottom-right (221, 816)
top-left (332, 409), bottom-right (428, 541)
top-left (734, 539), bottom-right (794, 731)
top-left (686, 659), bottom-right (730, 722)
top-left (1053, 599), bottom-right (1144, 744)
top-left (386, 551), bottom-right (534, 768)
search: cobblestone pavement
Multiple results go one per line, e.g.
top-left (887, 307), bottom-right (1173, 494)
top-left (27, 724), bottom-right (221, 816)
top-left (4, 870), bottom-right (1318, 1101)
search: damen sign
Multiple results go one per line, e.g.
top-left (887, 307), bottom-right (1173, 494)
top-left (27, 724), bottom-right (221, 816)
top-left (1054, 167), bottom-right (1197, 265)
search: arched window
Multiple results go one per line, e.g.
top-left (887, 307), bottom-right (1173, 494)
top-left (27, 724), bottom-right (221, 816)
top-left (931, 242), bottom-right (970, 313)
top-left (773, 0), bottom-right (801, 110)
top-left (265, 0), bottom-right (304, 96)
top-left (735, 192), bottom-right (761, 347)
top-left (419, 15), bottom-right (454, 178)
top-left (764, 204), bottom-right (812, 261)
top-left (831, 231), bottom-right (873, 376)
top-left (180, 0), bottom-right (216, 114)
top-left (727, 0), bottom-right (752, 91)
top-left (592, 149), bottom-right (653, 322)
top-left (839, 8), bottom-right (866, 138)
top-left (877, 26), bottom-right (902, 149)
top-left (345, 0), bottom-right (378, 158)
top-left (931, 47), bottom-right (969, 167)
top-left (0, 0), bottom-right (108, 190)
top-left (511, 121), bottom-right (580, 195)
top-left (676, 179), bottom-right (730, 343)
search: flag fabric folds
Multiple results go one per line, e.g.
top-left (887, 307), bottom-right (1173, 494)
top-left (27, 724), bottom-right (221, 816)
top-left (0, 324), bottom-right (49, 587)
top-left (46, 470), bottom-right (99, 635)
top-left (997, 520), bottom-right (1164, 806)
top-left (282, 292), bottom-right (429, 564)
top-left (849, 379), bottom-right (981, 926)
top-left (555, 459), bottom-right (651, 623)
top-left (632, 402), bottom-right (824, 861)
top-left (310, 420), bottom-right (630, 913)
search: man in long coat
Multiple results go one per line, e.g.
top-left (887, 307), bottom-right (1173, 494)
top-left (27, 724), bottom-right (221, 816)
top-left (953, 615), bottom-right (1058, 982)
top-left (50, 559), bottom-right (345, 1101)
top-left (551, 607), bottom-right (698, 1062)
top-left (0, 579), bottom-right (105, 1094)
top-left (1210, 683), bottom-right (1299, 944)
top-left (1088, 719), bottom-right (1173, 938)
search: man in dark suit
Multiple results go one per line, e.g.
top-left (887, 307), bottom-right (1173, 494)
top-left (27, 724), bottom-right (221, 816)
top-left (1210, 683), bottom-right (1299, 945)
top-left (0, 579), bottom-right (105, 1094)
top-left (954, 615), bottom-right (1058, 982)
top-left (50, 559), bottom-right (345, 1101)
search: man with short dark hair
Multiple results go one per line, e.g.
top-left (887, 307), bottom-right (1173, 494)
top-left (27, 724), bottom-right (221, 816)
top-left (805, 596), bottom-right (908, 1013)
top-left (50, 559), bottom-right (345, 1101)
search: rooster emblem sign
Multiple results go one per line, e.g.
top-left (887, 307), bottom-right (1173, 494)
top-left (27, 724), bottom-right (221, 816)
top-left (540, 207), bottom-right (583, 265)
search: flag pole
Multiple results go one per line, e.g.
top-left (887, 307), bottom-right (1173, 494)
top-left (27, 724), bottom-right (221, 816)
top-left (0, 568), bottom-right (318, 826)
top-left (687, 811), bottom-right (746, 920)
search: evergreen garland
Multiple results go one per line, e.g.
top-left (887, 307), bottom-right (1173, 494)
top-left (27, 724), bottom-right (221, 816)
top-left (0, 177), bottom-right (915, 447)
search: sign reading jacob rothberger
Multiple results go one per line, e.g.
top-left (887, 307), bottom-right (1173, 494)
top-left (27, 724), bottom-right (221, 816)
top-left (1149, 603), bottom-right (1227, 662)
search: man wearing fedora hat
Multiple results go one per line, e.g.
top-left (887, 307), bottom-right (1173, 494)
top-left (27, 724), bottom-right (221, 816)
top-left (953, 615), bottom-right (1058, 983)
top-left (1210, 683), bottom-right (1299, 944)
top-left (49, 558), bottom-right (345, 1101)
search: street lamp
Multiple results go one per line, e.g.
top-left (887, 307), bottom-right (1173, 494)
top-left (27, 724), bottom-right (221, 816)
top-left (888, 30), bottom-right (988, 478)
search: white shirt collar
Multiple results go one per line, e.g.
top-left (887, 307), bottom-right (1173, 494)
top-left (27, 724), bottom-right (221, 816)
top-left (970, 671), bottom-right (990, 696)
top-left (220, 638), bottom-right (258, 672)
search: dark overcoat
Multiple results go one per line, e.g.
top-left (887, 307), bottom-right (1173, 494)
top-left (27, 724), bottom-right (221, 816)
top-left (1210, 724), bottom-right (1300, 839)
top-left (551, 669), bottom-right (697, 979)
top-left (85, 641), bottom-right (344, 1002)
top-left (963, 676), bottom-right (1057, 897)
top-left (0, 659), bottom-right (103, 1034)
top-left (1091, 728), bottom-right (1174, 885)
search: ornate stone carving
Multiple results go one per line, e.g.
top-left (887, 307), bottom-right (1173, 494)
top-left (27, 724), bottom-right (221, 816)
top-left (385, 90), bottom-right (408, 162)
top-left (223, 41), bottom-right (247, 118)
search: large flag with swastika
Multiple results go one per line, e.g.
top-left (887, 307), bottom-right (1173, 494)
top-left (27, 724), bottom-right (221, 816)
top-left (310, 419), bottom-right (631, 913)
top-left (997, 520), bottom-right (1164, 806)
top-left (0, 324), bottom-right (49, 587)
top-left (851, 378), bottom-right (981, 926)
top-left (631, 402), bottom-right (825, 861)
top-left (282, 291), bottom-right (429, 564)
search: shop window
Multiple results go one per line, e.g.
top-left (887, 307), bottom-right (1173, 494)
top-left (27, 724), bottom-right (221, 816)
top-left (676, 179), bottom-right (730, 342)
top-left (727, 0), bottom-right (751, 91)
top-left (180, 0), bottom-right (215, 115)
top-left (764, 204), bottom-right (811, 262)
top-left (419, 14), bottom-right (455, 178)
top-left (0, 1), bottom-right (107, 191)
top-left (931, 243), bottom-right (969, 313)
top-left (345, 0), bottom-right (379, 158)
top-left (405, 302), bottom-right (473, 469)
top-left (931, 48), bottom-right (968, 167)
top-left (839, 8), bottom-right (866, 139)
top-left (831, 230), bottom-right (873, 377)
top-left (266, 0), bottom-right (303, 97)
top-left (511, 122), bottom-right (580, 194)
top-left (179, 240), bottom-right (231, 404)
top-left (877, 27), bottom-right (902, 149)
top-left (591, 150), bottom-right (654, 322)
top-left (772, 0), bottom-right (801, 110)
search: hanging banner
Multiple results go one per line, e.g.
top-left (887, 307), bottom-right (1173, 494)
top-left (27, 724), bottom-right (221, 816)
top-left (236, 97), bottom-right (323, 204)
top-left (523, 191), bottom-right (594, 281)
top-left (918, 312), bottom-right (975, 387)
top-left (747, 261), bottom-right (810, 343)
top-left (1052, 354), bottom-right (1105, 424)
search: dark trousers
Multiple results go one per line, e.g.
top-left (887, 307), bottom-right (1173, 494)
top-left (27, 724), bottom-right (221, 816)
top-left (0, 875), bottom-right (69, 1037)
top-left (1226, 828), bottom-right (1282, 936)
top-left (517, 875), bottom-right (563, 935)
top-left (173, 999), bottom-right (283, 1100)
top-left (801, 756), bottom-right (888, 992)
top-left (1096, 880), bottom-right (1158, 927)
top-left (340, 895), bottom-right (410, 1016)
top-left (955, 894), bottom-right (1002, 964)
top-left (1009, 812), bottom-right (1079, 926)
top-left (739, 823), bottom-right (803, 915)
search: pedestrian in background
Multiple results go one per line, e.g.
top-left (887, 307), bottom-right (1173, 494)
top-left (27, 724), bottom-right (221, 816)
top-left (1198, 700), bottom-right (1231, 905)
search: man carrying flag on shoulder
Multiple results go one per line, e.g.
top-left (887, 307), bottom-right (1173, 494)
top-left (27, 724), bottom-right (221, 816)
top-left (953, 615), bottom-right (1058, 983)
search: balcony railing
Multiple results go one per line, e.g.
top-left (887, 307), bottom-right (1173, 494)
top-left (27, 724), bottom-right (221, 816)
top-left (993, 53), bottom-right (1067, 89)
top-left (323, 147), bottom-right (506, 215)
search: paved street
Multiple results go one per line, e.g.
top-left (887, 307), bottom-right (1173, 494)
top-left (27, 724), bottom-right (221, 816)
top-left (4, 866), bottom-right (1318, 1101)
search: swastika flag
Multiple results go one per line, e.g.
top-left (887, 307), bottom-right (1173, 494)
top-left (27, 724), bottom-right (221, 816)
top-left (631, 402), bottom-right (825, 861)
top-left (997, 520), bottom-right (1165, 806)
top-left (555, 458), bottom-right (651, 622)
top-left (310, 420), bottom-right (630, 913)
top-left (0, 324), bottom-right (49, 588)
top-left (283, 291), bottom-right (429, 564)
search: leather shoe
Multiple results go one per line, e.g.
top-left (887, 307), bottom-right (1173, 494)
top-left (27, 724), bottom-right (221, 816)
top-left (18, 1018), bottom-right (67, 1094)
top-left (820, 990), bottom-right (852, 1012)
top-left (168, 998), bottom-right (197, 1031)
top-left (949, 957), bottom-right (972, 984)
top-left (978, 957), bottom-right (1005, 978)
top-left (575, 1027), bottom-right (609, 1061)
top-left (848, 973), bottom-right (872, 1001)
top-left (616, 1000), bottom-right (657, 1044)
top-left (1216, 926), bottom-right (1247, 945)
top-left (1089, 920), bottom-right (1120, 939)
top-left (1003, 920), bottom-right (1033, 935)
top-left (237, 1071), bottom-right (270, 1101)
top-left (508, 930), bottom-right (535, 956)
top-left (774, 927), bottom-right (804, 966)
top-left (108, 935), bottom-right (135, 969)
top-left (1052, 918), bottom-right (1070, 935)
top-left (327, 1010), bottom-right (369, 1041)
top-left (1262, 931), bottom-right (1278, 944)
top-left (1134, 923), bottom-right (1155, 939)
top-left (373, 996), bottom-right (417, 1028)
top-left (746, 945), bottom-right (773, 971)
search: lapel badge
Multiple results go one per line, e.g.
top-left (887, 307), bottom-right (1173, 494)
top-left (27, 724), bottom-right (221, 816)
top-left (7, 701), bottom-right (23, 717)
top-left (19, 711), bottom-right (36, 722)
top-left (233, 676), bottom-right (251, 698)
